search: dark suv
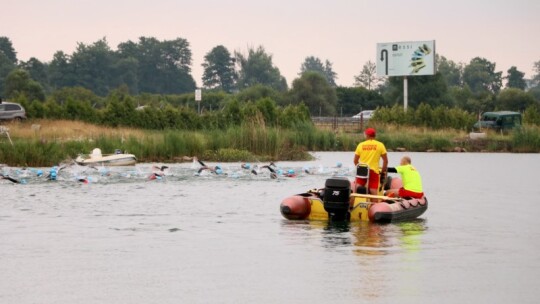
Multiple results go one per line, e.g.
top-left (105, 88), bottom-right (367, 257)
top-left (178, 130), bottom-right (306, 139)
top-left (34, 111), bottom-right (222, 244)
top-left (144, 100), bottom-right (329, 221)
top-left (0, 100), bottom-right (26, 121)
top-left (472, 111), bottom-right (521, 132)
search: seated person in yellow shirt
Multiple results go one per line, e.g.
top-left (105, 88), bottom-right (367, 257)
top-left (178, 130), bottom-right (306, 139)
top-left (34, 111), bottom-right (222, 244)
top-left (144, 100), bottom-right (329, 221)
top-left (385, 156), bottom-right (424, 199)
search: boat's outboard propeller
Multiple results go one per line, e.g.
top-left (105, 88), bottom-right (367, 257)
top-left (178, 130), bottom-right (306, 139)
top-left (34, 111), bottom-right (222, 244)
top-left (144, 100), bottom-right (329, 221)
top-left (322, 177), bottom-right (351, 221)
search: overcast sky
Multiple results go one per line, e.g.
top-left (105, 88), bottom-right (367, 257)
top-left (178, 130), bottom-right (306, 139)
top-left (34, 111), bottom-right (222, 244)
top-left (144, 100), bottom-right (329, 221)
top-left (3, 0), bottom-right (539, 87)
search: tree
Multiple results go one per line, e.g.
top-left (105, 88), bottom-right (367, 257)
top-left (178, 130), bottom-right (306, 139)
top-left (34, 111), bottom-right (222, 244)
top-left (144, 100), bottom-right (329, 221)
top-left (384, 73), bottom-right (453, 108)
top-left (0, 52), bottom-right (16, 97)
top-left (528, 85), bottom-right (540, 102)
top-left (236, 84), bottom-right (284, 105)
top-left (4, 68), bottom-right (45, 102)
top-left (255, 97), bottom-right (279, 126)
top-left (354, 61), bottom-right (384, 90)
top-left (112, 56), bottom-right (139, 95)
top-left (449, 86), bottom-right (475, 112)
top-left (436, 55), bottom-right (462, 87)
top-left (496, 88), bottom-right (535, 111)
top-left (287, 71), bottom-right (337, 116)
top-left (49, 86), bottom-right (101, 108)
top-left (462, 57), bottom-right (502, 94)
top-left (48, 51), bottom-right (75, 90)
top-left (70, 38), bottom-right (116, 96)
top-left (523, 104), bottom-right (540, 125)
top-left (19, 57), bottom-right (50, 93)
top-left (531, 60), bottom-right (540, 87)
top-left (299, 56), bottom-right (337, 87)
top-left (0, 37), bottom-right (18, 64)
top-left (0, 37), bottom-right (18, 97)
top-left (102, 88), bottom-right (137, 127)
top-left (202, 45), bottom-right (237, 92)
top-left (235, 46), bottom-right (288, 92)
top-left (221, 98), bottom-right (243, 126)
top-left (323, 60), bottom-right (338, 87)
top-left (505, 66), bottom-right (526, 90)
top-left (158, 38), bottom-right (196, 93)
top-left (300, 56), bottom-right (324, 76)
top-left (117, 37), bottom-right (196, 94)
top-left (336, 86), bottom-right (385, 116)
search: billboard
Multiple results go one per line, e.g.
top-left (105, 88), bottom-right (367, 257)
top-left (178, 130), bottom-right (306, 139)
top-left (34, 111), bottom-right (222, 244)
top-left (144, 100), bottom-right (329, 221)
top-left (376, 40), bottom-right (435, 76)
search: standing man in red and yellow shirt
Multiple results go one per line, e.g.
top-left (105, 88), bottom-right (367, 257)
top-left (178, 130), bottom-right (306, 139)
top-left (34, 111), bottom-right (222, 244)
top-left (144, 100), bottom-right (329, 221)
top-left (353, 128), bottom-right (388, 196)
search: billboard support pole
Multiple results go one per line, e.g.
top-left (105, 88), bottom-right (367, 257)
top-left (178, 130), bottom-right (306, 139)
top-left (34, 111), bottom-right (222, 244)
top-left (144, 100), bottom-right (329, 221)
top-left (195, 89), bottom-right (202, 115)
top-left (403, 76), bottom-right (408, 112)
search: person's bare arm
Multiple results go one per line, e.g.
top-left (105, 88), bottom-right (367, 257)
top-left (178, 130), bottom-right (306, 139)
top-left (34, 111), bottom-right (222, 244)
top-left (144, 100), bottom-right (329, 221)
top-left (381, 153), bottom-right (388, 172)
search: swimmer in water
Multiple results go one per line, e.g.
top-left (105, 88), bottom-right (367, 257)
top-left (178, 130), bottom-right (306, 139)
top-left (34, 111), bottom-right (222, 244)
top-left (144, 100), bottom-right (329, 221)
top-left (0, 173), bottom-right (20, 183)
top-left (195, 159), bottom-right (225, 175)
top-left (149, 165), bottom-right (169, 180)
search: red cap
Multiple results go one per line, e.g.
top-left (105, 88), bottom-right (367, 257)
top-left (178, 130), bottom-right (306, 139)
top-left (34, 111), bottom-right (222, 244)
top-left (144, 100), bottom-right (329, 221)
top-left (364, 128), bottom-right (376, 137)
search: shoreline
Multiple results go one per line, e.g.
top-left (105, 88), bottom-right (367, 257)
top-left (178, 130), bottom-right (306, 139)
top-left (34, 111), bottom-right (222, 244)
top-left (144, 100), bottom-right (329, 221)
top-left (0, 120), bottom-right (538, 167)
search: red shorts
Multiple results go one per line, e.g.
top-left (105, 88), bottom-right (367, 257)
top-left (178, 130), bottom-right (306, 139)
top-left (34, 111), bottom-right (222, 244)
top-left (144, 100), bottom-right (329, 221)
top-left (355, 169), bottom-right (380, 190)
top-left (398, 188), bottom-right (424, 199)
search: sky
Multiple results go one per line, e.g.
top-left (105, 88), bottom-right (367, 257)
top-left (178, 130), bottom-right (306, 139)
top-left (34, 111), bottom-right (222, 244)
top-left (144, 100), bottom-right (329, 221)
top-left (3, 0), bottom-right (539, 88)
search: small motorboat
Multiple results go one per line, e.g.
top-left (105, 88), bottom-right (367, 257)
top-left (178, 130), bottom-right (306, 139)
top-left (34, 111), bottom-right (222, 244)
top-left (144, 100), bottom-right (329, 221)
top-left (280, 176), bottom-right (427, 223)
top-left (75, 148), bottom-right (137, 166)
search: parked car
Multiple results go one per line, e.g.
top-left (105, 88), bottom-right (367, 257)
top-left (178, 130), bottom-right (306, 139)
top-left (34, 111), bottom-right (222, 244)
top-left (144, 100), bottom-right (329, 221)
top-left (472, 111), bottom-right (521, 132)
top-left (0, 100), bottom-right (26, 121)
top-left (352, 110), bottom-right (374, 120)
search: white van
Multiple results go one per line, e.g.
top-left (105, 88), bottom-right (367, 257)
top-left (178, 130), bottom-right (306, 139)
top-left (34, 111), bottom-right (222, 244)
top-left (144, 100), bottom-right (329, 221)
top-left (352, 110), bottom-right (374, 120)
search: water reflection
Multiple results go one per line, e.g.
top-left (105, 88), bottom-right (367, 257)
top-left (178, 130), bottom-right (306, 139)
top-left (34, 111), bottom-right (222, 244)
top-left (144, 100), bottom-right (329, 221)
top-left (352, 219), bottom-right (427, 300)
top-left (280, 218), bottom-right (428, 300)
top-left (320, 221), bottom-right (352, 247)
top-left (279, 219), bottom-right (427, 254)
top-left (396, 219), bottom-right (427, 255)
top-left (351, 219), bottom-right (427, 256)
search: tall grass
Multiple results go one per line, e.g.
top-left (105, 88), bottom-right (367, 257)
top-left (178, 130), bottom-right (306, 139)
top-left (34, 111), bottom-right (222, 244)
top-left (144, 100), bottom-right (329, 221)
top-left (0, 120), bottom-right (318, 166)
top-left (1, 120), bottom-right (538, 167)
top-left (512, 125), bottom-right (540, 152)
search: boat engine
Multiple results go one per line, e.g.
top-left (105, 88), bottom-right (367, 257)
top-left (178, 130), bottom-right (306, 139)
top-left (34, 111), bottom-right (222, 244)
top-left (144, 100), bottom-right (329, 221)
top-left (323, 177), bottom-right (351, 221)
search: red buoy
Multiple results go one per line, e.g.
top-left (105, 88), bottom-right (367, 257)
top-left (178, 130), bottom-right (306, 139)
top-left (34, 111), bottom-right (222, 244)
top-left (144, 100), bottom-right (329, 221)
top-left (280, 195), bottom-right (311, 220)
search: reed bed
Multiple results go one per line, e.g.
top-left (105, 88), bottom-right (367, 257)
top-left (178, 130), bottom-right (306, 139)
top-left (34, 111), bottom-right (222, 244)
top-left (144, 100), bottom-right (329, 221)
top-left (511, 125), bottom-right (540, 152)
top-left (0, 120), bottom-right (538, 167)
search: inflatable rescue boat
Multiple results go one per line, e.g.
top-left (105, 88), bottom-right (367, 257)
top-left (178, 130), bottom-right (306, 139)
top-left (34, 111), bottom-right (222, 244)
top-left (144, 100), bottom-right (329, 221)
top-left (280, 176), bottom-right (427, 222)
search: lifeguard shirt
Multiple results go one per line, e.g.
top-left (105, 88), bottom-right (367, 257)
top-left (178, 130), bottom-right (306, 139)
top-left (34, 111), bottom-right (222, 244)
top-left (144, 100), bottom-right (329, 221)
top-left (396, 164), bottom-right (423, 192)
top-left (354, 139), bottom-right (387, 174)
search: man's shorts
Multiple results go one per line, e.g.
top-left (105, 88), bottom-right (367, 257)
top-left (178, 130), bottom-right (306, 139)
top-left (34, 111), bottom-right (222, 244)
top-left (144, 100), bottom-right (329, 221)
top-left (398, 188), bottom-right (424, 199)
top-left (355, 169), bottom-right (380, 190)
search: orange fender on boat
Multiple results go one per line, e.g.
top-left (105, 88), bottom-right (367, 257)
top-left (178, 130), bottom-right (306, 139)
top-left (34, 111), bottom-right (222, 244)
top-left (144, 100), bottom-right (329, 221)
top-left (368, 197), bottom-right (428, 222)
top-left (280, 194), bottom-right (313, 220)
top-left (368, 203), bottom-right (393, 221)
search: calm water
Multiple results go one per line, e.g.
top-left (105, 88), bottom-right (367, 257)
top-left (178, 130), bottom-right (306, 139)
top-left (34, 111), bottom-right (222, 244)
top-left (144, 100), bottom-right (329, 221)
top-left (1, 152), bottom-right (539, 304)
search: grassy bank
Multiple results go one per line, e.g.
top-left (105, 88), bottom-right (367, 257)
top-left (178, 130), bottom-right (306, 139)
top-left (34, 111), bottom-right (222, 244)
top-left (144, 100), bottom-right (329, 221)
top-left (0, 120), bottom-right (323, 166)
top-left (0, 120), bottom-right (538, 167)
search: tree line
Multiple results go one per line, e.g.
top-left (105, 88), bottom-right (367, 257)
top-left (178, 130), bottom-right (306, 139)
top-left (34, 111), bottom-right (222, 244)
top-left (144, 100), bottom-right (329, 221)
top-left (1, 35), bottom-right (540, 127)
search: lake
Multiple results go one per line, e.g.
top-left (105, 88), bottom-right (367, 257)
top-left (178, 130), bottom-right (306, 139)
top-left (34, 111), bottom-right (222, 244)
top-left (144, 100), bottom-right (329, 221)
top-left (1, 151), bottom-right (539, 304)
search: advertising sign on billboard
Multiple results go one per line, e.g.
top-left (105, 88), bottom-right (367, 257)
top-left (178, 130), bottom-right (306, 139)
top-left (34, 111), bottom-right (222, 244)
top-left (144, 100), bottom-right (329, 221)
top-left (376, 40), bottom-right (436, 77)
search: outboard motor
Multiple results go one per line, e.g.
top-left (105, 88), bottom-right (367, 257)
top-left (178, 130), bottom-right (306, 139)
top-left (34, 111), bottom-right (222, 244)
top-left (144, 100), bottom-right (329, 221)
top-left (323, 177), bottom-right (351, 221)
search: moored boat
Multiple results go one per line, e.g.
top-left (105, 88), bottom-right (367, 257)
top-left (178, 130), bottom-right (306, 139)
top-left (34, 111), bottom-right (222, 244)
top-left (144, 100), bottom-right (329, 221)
top-left (280, 176), bottom-right (427, 223)
top-left (75, 148), bottom-right (137, 166)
